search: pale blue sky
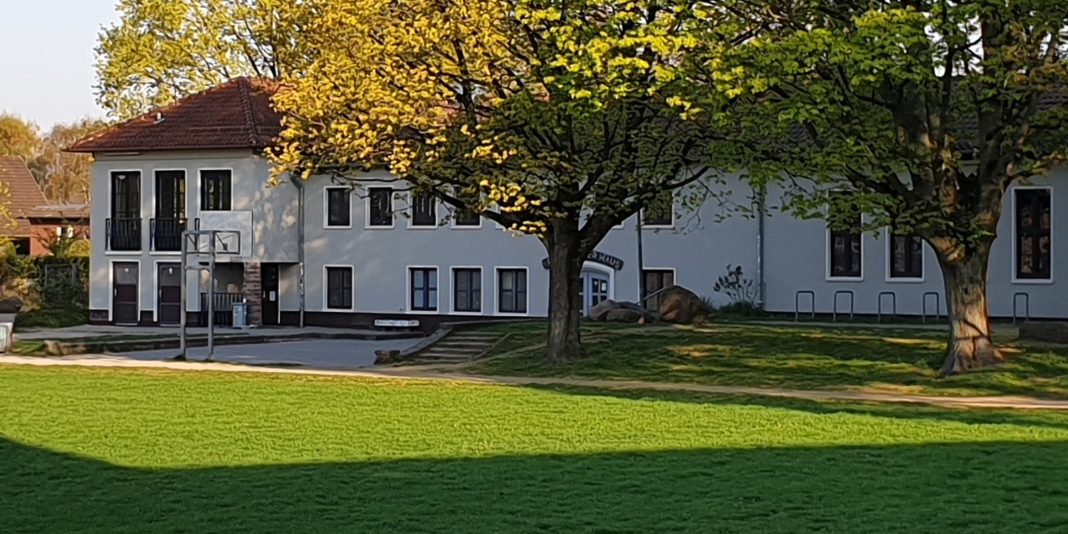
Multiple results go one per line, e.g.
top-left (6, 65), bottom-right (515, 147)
top-left (0, 0), bottom-right (119, 128)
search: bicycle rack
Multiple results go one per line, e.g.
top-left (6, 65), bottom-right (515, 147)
top-left (795, 290), bottom-right (816, 322)
top-left (1013, 292), bottom-right (1031, 325)
top-left (832, 290), bottom-right (855, 322)
top-left (877, 291), bottom-right (897, 323)
top-left (922, 292), bottom-right (941, 324)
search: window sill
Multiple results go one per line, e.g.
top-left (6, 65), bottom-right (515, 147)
top-left (450, 310), bottom-right (484, 316)
top-left (451, 224), bottom-right (482, 230)
top-left (825, 276), bottom-right (864, 283)
top-left (885, 277), bottom-right (925, 284)
top-left (407, 225), bottom-right (438, 230)
top-left (1011, 278), bottom-right (1054, 285)
top-left (323, 225), bottom-right (353, 230)
top-left (364, 225), bottom-right (394, 230)
top-left (323, 307), bottom-right (356, 313)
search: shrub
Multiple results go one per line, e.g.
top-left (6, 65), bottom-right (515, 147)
top-left (712, 264), bottom-right (758, 307)
top-left (15, 307), bottom-right (88, 328)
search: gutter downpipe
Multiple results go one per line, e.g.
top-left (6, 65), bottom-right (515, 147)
top-left (755, 184), bottom-right (766, 310)
top-left (291, 174), bottom-right (306, 328)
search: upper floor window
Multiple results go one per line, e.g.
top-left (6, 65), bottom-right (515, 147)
top-left (368, 188), bottom-right (393, 227)
top-left (325, 187), bottom-right (351, 227)
top-left (829, 213), bottom-right (862, 279)
top-left (642, 192), bottom-right (673, 227)
top-left (411, 193), bottom-right (437, 226)
top-left (200, 170), bottom-right (232, 211)
top-left (1015, 188), bottom-right (1052, 280)
top-left (889, 233), bottom-right (923, 279)
top-left (454, 207), bottom-right (481, 227)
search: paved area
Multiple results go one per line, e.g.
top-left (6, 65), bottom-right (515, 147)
top-left (3, 354), bottom-right (1067, 410)
top-left (114, 338), bottom-right (420, 369)
top-left (14, 325), bottom-right (418, 341)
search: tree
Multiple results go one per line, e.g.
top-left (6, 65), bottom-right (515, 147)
top-left (31, 119), bottom-right (108, 203)
top-left (0, 114), bottom-right (39, 161)
top-left (96, 0), bottom-right (303, 119)
top-left (722, 0), bottom-right (1068, 375)
top-left (270, 0), bottom-right (749, 361)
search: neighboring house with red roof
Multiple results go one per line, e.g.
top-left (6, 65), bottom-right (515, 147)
top-left (0, 156), bottom-right (86, 256)
top-left (67, 76), bottom-right (1068, 331)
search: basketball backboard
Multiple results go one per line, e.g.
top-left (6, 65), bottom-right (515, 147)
top-left (195, 211), bottom-right (253, 258)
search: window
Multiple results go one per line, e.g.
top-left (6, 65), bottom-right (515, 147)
top-left (642, 269), bottom-right (675, 311)
top-left (200, 170), bottom-right (232, 211)
top-left (325, 187), bottom-right (351, 227)
top-left (498, 269), bottom-right (528, 314)
top-left (410, 268), bottom-right (438, 311)
top-left (642, 192), bottom-right (673, 226)
top-left (411, 193), bottom-right (437, 226)
top-left (326, 267), bottom-right (353, 310)
top-left (1016, 188), bottom-right (1052, 280)
top-left (454, 207), bottom-right (481, 227)
top-left (829, 214), bottom-right (862, 279)
top-left (454, 268), bottom-right (482, 312)
top-left (368, 188), bottom-right (393, 227)
top-left (889, 233), bottom-right (924, 279)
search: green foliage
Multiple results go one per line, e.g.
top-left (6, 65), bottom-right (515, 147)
top-left (14, 307), bottom-right (88, 328)
top-left (4, 366), bottom-right (1068, 533)
top-left (712, 264), bottom-right (757, 306)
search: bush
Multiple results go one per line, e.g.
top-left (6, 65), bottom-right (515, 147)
top-left (15, 307), bottom-right (89, 328)
top-left (710, 301), bottom-right (768, 319)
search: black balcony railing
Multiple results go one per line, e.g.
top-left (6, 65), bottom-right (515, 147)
top-left (106, 218), bottom-right (142, 251)
top-left (199, 292), bottom-right (244, 326)
top-left (151, 218), bottom-right (187, 251)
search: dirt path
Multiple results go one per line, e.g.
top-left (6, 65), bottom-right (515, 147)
top-left (3, 354), bottom-right (1067, 410)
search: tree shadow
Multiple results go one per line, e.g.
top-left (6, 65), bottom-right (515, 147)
top-left (3, 435), bottom-right (1068, 533)
top-left (522, 383), bottom-right (1068, 431)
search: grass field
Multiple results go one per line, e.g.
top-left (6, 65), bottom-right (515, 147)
top-left (3, 365), bottom-right (1068, 533)
top-left (470, 322), bottom-right (1068, 399)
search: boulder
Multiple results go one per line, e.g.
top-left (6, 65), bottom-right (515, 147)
top-left (605, 308), bottom-right (647, 324)
top-left (658, 286), bottom-right (711, 325)
top-left (1019, 322), bottom-right (1068, 345)
top-left (374, 349), bottom-right (401, 365)
top-left (588, 299), bottom-right (619, 322)
top-left (0, 297), bottom-right (23, 314)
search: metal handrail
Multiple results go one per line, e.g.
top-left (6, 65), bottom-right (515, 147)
top-left (1013, 292), bottom-right (1031, 325)
top-left (877, 292), bottom-right (897, 323)
top-left (795, 290), bottom-right (815, 322)
top-left (832, 290), bottom-right (854, 322)
top-left (922, 292), bottom-right (941, 324)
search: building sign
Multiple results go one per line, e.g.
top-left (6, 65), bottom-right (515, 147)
top-left (541, 250), bottom-right (625, 271)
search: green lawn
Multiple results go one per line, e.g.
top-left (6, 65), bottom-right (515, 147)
top-left (4, 365), bottom-right (1068, 533)
top-left (469, 322), bottom-right (1068, 399)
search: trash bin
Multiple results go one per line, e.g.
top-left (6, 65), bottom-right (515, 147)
top-left (232, 302), bottom-right (249, 329)
top-left (0, 315), bottom-right (13, 354)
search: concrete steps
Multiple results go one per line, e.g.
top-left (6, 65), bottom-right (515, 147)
top-left (412, 331), bottom-right (503, 362)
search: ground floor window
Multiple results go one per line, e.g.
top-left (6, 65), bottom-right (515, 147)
top-left (889, 234), bottom-right (923, 279)
top-left (498, 269), bottom-right (527, 314)
top-left (829, 218), bottom-right (862, 279)
top-left (326, 266), bottom-right (353, 310)
top-left (1015, 188), bottom-right (1052, 280)
top-left (410, 268), bottom-right (438, 311)
top-left (642, 269), bottom-right (674, 311)
top-left (453, 268), bottom-right (481, 312)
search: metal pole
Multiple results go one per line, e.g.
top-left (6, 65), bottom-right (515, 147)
top-left (208, 232), bottom-right (215, 360)
top-left (636, 214), bottom-right (645, 303)
top-left (755, 184), bottom-right (766, 310)
top-left (295, 176), bottom-right (306, 329)
top-left (179, 231), bottom-right (188, 359)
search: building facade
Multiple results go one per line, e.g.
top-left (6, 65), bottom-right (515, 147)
top-left (70, 78), bottom-right (1065, 330)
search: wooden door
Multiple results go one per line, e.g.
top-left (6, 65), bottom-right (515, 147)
top-left (112, 263), bottom-right (139, 325)
top-left (158, 263), bottom-right (182, 326)
top-left (261, 264), bottom-right (280, 326)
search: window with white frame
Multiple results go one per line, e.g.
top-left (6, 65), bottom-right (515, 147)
top-left (498, 269), bottom-right (527, 313)
top-left (326, 267), bottom-right (353, 309)
top-left (454, 268), bottom-right (481, 312)
top-left (1015, 188), bottom-right (1052, 280)
top-left (889, 233), bottom-right (923, 279)
top-left (325, 187), bottom-right (351, 227)
top-left (410, 268), bottom-right (438, 311)
top-left (411, 193), bottom-right (437, 226)
top-left (642, 269), bottom-right (674, 311)
top-left (829, 212), bottom-right (862, 278)
top-left (200, 170), bottom-right (232, 211)
top-left (642, 192), bottom-right (673, 226)
top-left (368, 188), bottom-right (393, 226)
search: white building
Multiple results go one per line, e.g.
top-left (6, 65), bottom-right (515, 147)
top-left (69, 78), bottom-right (1063, 331)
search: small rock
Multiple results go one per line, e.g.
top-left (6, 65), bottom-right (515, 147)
top-left (605, 308), bottom-right (647, 323)
top-left (375, 349), bottom-right (401, 364)
top-left (0, 297), bottom-right (24, 314)
top-left (588, 299), bottom-right (618, 322)
top-left (44, 340), bottom-right (65, 356)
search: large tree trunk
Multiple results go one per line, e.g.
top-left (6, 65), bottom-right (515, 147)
top-left (932, 239), bottom-right (1002, 376)
top-left (544, 222), bottom-right (586, 362)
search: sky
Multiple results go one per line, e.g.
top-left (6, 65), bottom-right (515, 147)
top-left (0, 0), bottom-right (120, 128)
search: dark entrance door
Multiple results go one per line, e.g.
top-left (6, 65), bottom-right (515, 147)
top-left (158, 263), bottom-right (182, 326)
top-left (261, 264), bottom-right (280, 326)
top-left (112, 262), bottom-right (139, 325)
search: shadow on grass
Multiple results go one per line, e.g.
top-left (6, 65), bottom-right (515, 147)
top-left (4, 435), bottom-right (1068, 533)
top-left (474, 324), bottom-right (1068, 399)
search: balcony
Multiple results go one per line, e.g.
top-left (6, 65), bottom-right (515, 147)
top-left (151, 218), bottom-right (187, 252)
top-left (106, 218), bottom-right (143, 251)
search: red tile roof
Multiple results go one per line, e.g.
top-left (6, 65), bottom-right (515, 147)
top-left (0, 156), bottom-right (50, 237)
top-left (67, 77), bottom-right (283, 154)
